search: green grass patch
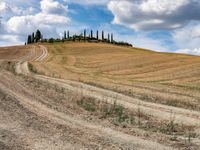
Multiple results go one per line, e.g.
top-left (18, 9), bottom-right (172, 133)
top-left (28, 63), bottom-right (37, 73)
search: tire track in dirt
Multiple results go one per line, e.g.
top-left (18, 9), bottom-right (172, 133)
top-left (34, 45), bottom-right (48, 61)
top-left (0, 80), bottom-right (172, 150)
top-left (15, 46), bottom-right (36, 75)
top-left (35, 75), bottom-right (200, 127)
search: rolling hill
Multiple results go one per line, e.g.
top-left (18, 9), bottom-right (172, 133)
top-left (32, 42), bottom-right (200, 110)
top-left (0, 42), bottom-right (200, 150)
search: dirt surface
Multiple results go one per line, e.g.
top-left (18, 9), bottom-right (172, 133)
top-left (0, 44), bottom-right (200, 150)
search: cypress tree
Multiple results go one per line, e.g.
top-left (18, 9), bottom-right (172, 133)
top-left (111, 33), bottom-right (113, 42)
top-left (108, 33), bottom-right (110, 42)
top-left (84, 29), bottom-right (86, 41)
top-left (91, 30), bottom-right (93, 39)
top-left (27, 35), bottom-right (32, 44)
top-left (102, 31), bottom-right (104, 40)
top-left (96, 30), bottom-right (99, 40)
top-left (31, 32), bottom-right (35, 43)
top-left (67, 31), bottom-right (69, 39)
top-left (64, 31), bottom-right (67, 39)
top-left (35, 29), bottom-right (41, 42)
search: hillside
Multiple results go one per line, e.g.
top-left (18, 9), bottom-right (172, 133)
top-left (0, 43), bottom-right (200, 150)
top-left (32, 43), bottom-right (200, 110)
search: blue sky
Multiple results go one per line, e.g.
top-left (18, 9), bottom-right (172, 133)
top-left (1, 0), bottom-right (200, 55)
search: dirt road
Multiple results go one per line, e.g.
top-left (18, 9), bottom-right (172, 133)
top-left (0, 45), bottom-right (200, 149)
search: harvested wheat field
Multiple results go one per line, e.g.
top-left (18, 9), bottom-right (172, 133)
top-left (1, 43), bottom-right (200, 150)
top-left (33, 43), bottom-right (200, 111)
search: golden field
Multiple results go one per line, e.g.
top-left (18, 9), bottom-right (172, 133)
top-left (1, 43), bottom-right (200, 149)
top-left (32, 42), bottom-right (200, 110)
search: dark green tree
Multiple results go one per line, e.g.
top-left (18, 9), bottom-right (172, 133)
top-left (64, 31), bottom-right (66, 39)
top-left (48, 38), bottom-right (54, 43)
top-left (108, 33), bottom-right (110, 42)
top-left (91, 30), bottom-right (93, 39)
top-left (35, 29), bottom-right (41, 42)
top-left (102, 31), bottom-right (104, 40)
top-left (84, 29), bottom-right (86, 41)
top-left (111, 33), bottom-right (113, 42)
top-left (96, 30), bottom-right (99, 40)
top-left (67, 31), bottom-right (70, 39)
top-left (27, 35), bottom-right (32, 44)
top-left (31, 32), bottom-right (35, 43)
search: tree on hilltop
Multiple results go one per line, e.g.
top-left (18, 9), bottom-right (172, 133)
top-left (64, 31), bottom-right (67, 39)
top-left (111, 33), bottom-right (113, 42)
top-left (102, 31), bottom-right (104, 40)
top-left (91, 30), bottom-right (93, 39)
top-left (67, 31), bottom-right (70, 39)
top-left (27, 35), bottom-right (32, 44)
top-left (31, 32), bottom-right (35, 43)
top-left (84, 29), bottom-right (86, 41)
top-left (35, 29), bottom-right (41, 42)
top-left (96, 30), bottom-right (99, 40)
top-left (108, 33), bottom-right (110, 42)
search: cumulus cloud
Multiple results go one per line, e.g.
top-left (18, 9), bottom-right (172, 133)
top-left (41, 0), bottom-right (68, 14)
top-left (108, 0), bottom-right (200, 31)
top-left (0, 1), bottom-right (36, 19)
top-left (121, 34), bottom-right (169, 52)
top-left (173, 22), bottom-right (200, 55)
top-left (175, 48), bottom-right (200, 55)
top-left (6, 13), bottom-right (69, 34)
top-left (63, 0), bottom-right (109, 5)
top-left (1, 0), bottom-right (69, 45)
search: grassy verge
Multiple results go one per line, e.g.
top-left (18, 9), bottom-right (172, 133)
top-left (81, 81), bottom-right (200, 111)
top-left (77, 96), bottom-right (198, 141)
top-left (28, 62), bottom-right (37, 73)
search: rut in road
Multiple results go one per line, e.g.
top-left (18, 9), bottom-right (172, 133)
top-left (0, 71), bottom-right (173, 150)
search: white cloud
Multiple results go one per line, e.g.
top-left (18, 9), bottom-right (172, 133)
top-left (97, 23), bottom-right (169, 52)
top-left (108, 0), bottom-right (200, 31)
top-left (41, 0), bottom-right (68, 14)
top-left (120, 34), bottom-right (169, 52)
top-left (0, 1), bottom-right (7, 12)
top-left (175, 48), bottom-right (200, 55)
top-left (0, 34), bottom-right (22, 46)
top-left (6, 13), bottom-right (69, 34)
top-left (0, 1), bottom-right (37, 21)
top-left (63, 0), bottom-right (109, 5)
top-left (172, 22), bottom-right (200, 55)
top-left (0, 0), bottom-right (70, 45)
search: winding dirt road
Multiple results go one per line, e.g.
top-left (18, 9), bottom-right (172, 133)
top-left (1, 45), bottom-right (200, 149)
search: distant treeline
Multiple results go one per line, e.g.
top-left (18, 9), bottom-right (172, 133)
top-left (26, 29), bottom-right (133, 47)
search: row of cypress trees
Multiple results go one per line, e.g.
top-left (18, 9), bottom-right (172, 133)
top-left (63, 30), bottom-right (114, 43)
top-left (26, 29), bottom-right (132, 47)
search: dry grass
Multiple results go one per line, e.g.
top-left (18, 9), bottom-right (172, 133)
top-left (0, 45), bottom-right (32, 61)
top-left (1, 43), bottom-right (200, 149)
top-left (31, 42), bottom-right (200, 110)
